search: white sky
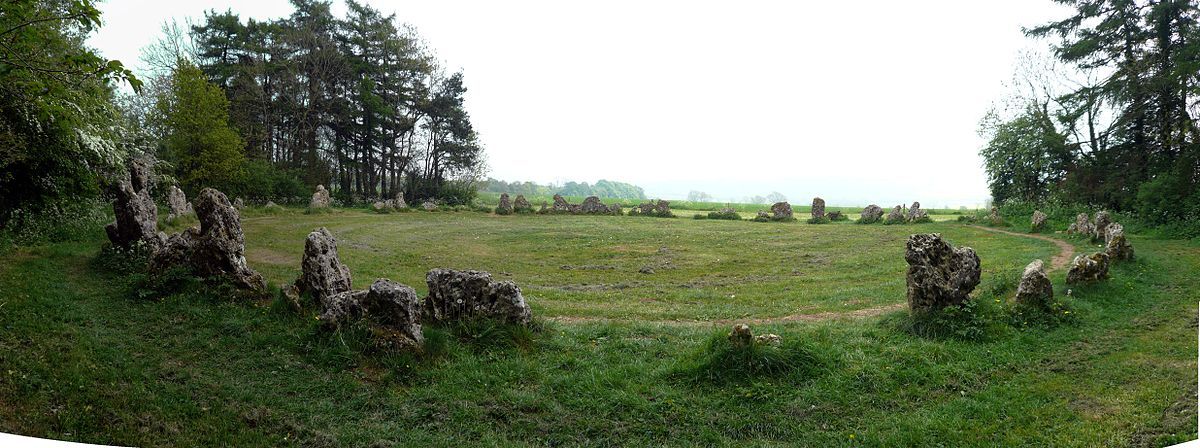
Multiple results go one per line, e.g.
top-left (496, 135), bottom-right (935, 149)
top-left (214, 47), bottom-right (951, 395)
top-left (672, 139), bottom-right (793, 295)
top-left (90, 0), bottom-right (1070, 207)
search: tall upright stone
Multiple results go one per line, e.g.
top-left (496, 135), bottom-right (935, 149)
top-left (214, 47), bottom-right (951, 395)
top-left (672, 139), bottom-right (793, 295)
top-left (1067, 212), bottom-right (1093, 236)
top-left (1014, 259), bottom-right (1053, 308)
top-left (167, 185), bottom-right (193, 219)
top-left (810, 198), bottom-right (825, 220)
top-left (297, 227), bottom-right (353, 304)
top-left (904, 233), bottom-right (981, 313)
top-left (1103, 223), bottom-right (1134, 261)
top-left (106, 159), bottom-right (164, 250)
top-left (154, 188), bottom-right (265, 292)
top-left (1092, 211), bottom-right (1112, 242)
top-left (1031, 210), bottom-right (1048, 232)
top-left (496, 193), bottom-right (514, 214)
top-left (906, 201), bottom-right (927, 222)
top-left (771, 201), bottom-right (794, 221)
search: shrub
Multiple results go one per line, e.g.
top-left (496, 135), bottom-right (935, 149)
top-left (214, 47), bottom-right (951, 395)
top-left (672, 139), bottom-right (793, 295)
top-left (0, 198), bottom-right (111, 248)
top-left (692, 213), bottom-right (707, 220)
top-left (706, 210), bottom-right (741, 220)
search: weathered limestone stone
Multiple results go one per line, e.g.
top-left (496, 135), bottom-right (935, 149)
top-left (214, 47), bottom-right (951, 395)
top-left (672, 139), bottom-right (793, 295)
top-left (167, 185), bottom-right (193, 219)
top-left (608, 203), bottom-right (623, 216)
top-left (551, 194), bottom-right (572, 213)
top-left (496, 193), bottom-right (514, 214)
top-left (771, 201), bottom-right (794, 220)
top-left (1067, 212), bottom-right (1093, 236)
top-left (987, 207), bottom-right (1003, 225)
top-left (1031, 210), bottom-right (1047, 231)
top-left (513, 195), bottom-right (532, 212)
top-left (907, 202), bottom-right (928, 222)
top-left (1092, 211), bottom-right (1112, 242)
top-left (360, 279), bottom-right (424, 348)
top-left (579, 196), bottom-right (608, 214)
top-left (309, 185), bottom-right (332, 209)
top-left (631, 199), bottom-right (672, 217)
top-left (393, 192), bottom-right (407, 209)
top-left (885, 205), bottom-right (906, 224)
top-left (423, 269), bottom-right (533, 325)
top-left (372, 201), bottom-right (390, 212)
top-left (422, 201), bottom-right (437, 211)
top-left (1014, 259), bottom-right (1053, 307)
top-left (754, 211), bottom-right (771, 221)
top-left (828, 210), bottom-right (845, 221)
top-left (318, 290), bottom-right (367, 328)
top-left (154, 188), bottom-right (266, 292)
top-left (233, 197), bottom-right (245, 210)
top-left (904, 233), bottom-right (981, 313)
top-left (297, 227), bottom-right (352, 304)
top-left (860, 204), bottom-right (885, 223)
top-left (265, 200), bottom-right (280, 209)
top-left (1104, 223), bottom-right (1134, 261)
top-left (1066, 252), bottom-right (1110, 284)
top-left (810, 198), bottom-right (825, 220)
top-left (106, 161), bottom-right (165, 250)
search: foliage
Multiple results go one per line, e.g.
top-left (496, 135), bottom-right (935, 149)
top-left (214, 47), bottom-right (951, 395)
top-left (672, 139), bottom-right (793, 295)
top-left (978, 105), bottom-right (1072, 204)
top-left (155, 61), bottom-right (247, 195)
top-left (0, 198), bottom-right (111, 248)
top-left (890, 299), bottom-right (1001, 342)
top-left (705, 209), bottom-right (742, 220)
top-left (0, 0), bottom-right (142, 227)
top-left (480, 178), bottom-right (647, 200)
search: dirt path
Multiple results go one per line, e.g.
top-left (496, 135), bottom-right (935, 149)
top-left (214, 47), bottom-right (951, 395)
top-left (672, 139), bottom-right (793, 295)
top-left (968, 225), bottom-right (1075, 271)
top-left (548, 226), bottom-right (1077, 327)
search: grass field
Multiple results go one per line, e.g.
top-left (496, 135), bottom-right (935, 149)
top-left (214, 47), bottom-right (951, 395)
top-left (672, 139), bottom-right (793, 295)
top-left (1, 208), bottom-right (1196, 446)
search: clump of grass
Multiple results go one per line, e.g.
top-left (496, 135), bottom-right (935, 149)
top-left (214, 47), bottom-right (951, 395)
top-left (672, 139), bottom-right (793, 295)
top-left (1007, 299), bottom-right (1077, 329)
top-left (494, 206), bottom-right (513, 215)
top-left (910, 216), bottom-right (934, 224)
top-left (703, 210), bottom-right (741, 220)
top-left (829, 212), bottom-right (849, 222)
top-left (806, 216), bottom-right (831, 224)
top-left (888, 299), bottom-right (1002, 341)
top-left (674, 331), bottom-right (824, 384)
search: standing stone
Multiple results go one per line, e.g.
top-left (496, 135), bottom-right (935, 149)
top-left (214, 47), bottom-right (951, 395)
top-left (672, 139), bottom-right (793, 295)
top-left (318, 290), bottom-right (368, 328)
top-left (551, 194), bottom-right (572, 213)
top-left (309, 185), bottom-right (332, 209)
top-left (771, 201), bottom-right (794, 221)
top-left (167, 185), bottom-right (193, 219)
top-left (885, 205), bottom-right (906, 224)
top-left (1067, 212), bottom-right (1093, 236)
top-left (513, 195), bottom-right (532, 213)
top-left (904, 233), bottom-right (981, 313)
top-left (360, 279), bottom-right (424, 348)
top-left (1031, 210), bottom-right (1047, 232)
top-left (297, 227), bottom-right (353, 304)
top-left (810, 198), bottom-right (825, 220)
top-left (106, 160), bottom-right (165, 250)
top-left (860, 204), bottom-right (885, 223)
top-left (423, 269), bottom-right (533, 325)
top-left (154, 188), bottom-right (266, 292)
top-left (1014, 259), bottom-right (1053, 308)
top-left (579, 196), bottom-right (608, 214)
top-left (653, 199), bottom-right (671, 216)
top-left (1103, 223), bottom-right (1134, 261)
top-left (496, 193), bottom-right (514, 214)
top-left (1066, 252), bottom-right (1110, 284)
top-left (233, 198), bottom-right (245, 210)
top-left (1092, 211), bottom-right (1112, 242)
top-left (907, 202), bottom-right (928, 222)
top-left (728, 324), bottom-right (753, 348)
top-left (393, 192), bottom-right (407, 209)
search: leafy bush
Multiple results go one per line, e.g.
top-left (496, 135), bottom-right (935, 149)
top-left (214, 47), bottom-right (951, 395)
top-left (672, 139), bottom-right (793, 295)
top-left (0, 198), bottom-right (111, 248)
top-left (706, 210), bottom-right (741, 220)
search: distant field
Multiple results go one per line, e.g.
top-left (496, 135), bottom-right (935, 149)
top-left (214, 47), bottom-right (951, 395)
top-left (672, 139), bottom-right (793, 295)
top-left (1, 208), bottom-right (1194, 446)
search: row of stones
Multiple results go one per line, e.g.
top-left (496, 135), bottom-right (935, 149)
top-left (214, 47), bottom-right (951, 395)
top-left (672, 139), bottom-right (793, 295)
top-left (283, 227), bottom-right (534, 349)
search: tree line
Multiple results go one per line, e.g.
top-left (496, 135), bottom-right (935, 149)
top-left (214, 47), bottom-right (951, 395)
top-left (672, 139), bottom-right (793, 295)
top-left (980, 0), bottom-right (1198, 234)
top-left (479, 179), bottom-right (647, 200)
top-left (127, 0), bottom-right (484, 204)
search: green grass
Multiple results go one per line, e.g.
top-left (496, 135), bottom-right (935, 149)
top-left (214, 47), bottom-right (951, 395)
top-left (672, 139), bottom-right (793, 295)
top-left (0, 211), bottom-right (1195, 446)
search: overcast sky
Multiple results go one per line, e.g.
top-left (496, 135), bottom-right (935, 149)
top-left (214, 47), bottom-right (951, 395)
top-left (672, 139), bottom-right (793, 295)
top-left (90, 0), bottom-right (1070, 207)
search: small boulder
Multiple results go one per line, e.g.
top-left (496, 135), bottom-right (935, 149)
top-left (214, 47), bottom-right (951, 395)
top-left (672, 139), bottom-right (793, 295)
top-left (810, 198), bottom-right (825, 220)
top-left (371, 201), bottom-right (390, 212)
top-left (233, 197), bottom-right (245, 210)
top-left (309, 185), bottom-right (332, 209)
top-left (422, 200), bottom-right (437, 211)
top-left (297, 227), bottom-right (353, 304)
top-left (905, 233), bottom-right (981, 313)
top-left (1066, 252), bottom-right (1110, 284)
top-left (1014, 259), bottom-right (1053, 308)
top-left (827, 210), bottom-right (845, 221)
top-left (423, 269), bottom-right (533, 325)
top-left (860, 204), bottom-right (885, 223)
top-left (1031, 210), bottom-right (1047, 232)
top-left (772, 201), bottom-right (794, 221)
top-left (1103, 223), bottom-right (1134, 261)
top-left (728, 324), bottom-right (781, 348)
top-left (318, 290), bottom-right (368, 328)
top-left (360, 279), bottom-right (424, 349)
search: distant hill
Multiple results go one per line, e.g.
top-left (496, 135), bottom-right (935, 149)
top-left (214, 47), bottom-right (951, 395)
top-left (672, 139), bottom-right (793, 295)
top-left (479, 178), bottom-right (647, 200)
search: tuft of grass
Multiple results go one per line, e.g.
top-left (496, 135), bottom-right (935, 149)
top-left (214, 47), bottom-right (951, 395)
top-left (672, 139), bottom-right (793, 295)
top-left (887, 299), bottom-right (1003, 341)
top-left (806, 216), bottom-right (831, 224)
top-left (674, 330), bottom-right (824, 384)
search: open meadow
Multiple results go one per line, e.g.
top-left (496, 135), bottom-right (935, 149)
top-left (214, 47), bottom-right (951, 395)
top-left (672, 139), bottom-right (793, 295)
top-left (1, 208), bottom-right (1196, 446)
